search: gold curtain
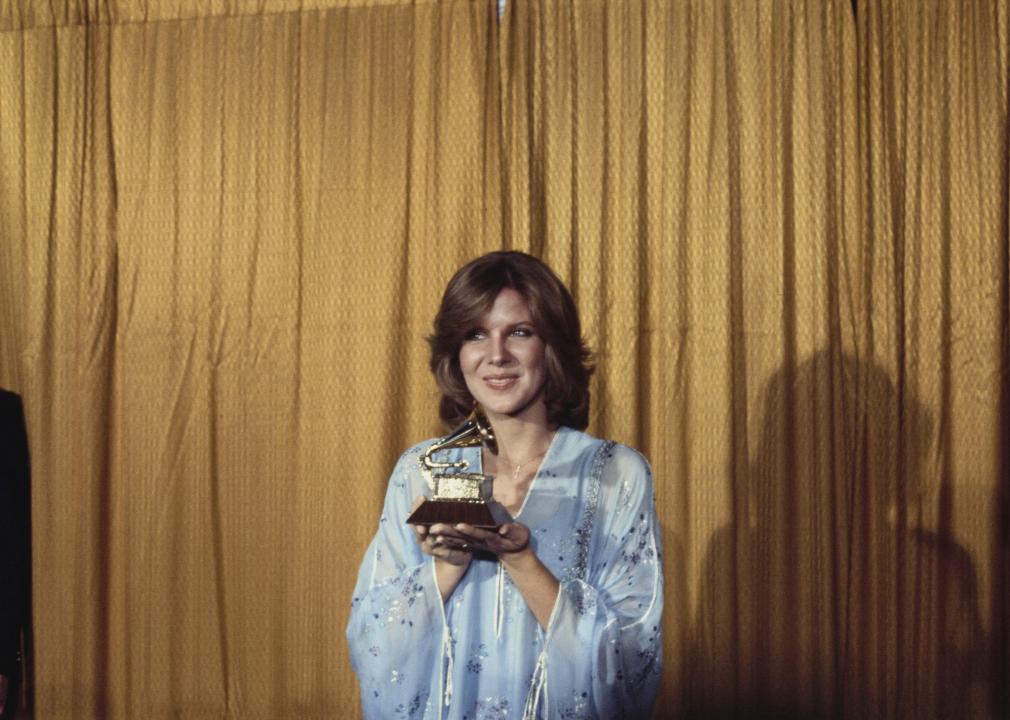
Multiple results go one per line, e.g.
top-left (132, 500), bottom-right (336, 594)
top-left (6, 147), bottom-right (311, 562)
top-left (501, 1), bottom-right (1008, 718)
top-left (1, 0), bottom-right (1008, 718)
top-left (0, 1), bottom-right (502, 716)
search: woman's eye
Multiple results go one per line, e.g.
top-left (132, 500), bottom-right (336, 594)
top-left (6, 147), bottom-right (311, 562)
top-left (463, 330), bottom-right (486, 341)
top-left (511, 327), bottom-right (534, 337)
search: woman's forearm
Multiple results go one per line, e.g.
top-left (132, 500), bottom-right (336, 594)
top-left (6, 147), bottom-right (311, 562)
top-left (434, 557), bottom-right (469, 601)
top-left (500, 548), bottom-right (560, 628)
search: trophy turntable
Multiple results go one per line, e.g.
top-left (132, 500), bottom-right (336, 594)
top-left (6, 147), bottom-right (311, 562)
top-left (405, 408), bottom-right (510, 528)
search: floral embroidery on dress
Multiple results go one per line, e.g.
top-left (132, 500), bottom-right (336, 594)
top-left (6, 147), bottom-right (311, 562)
top-left (365, 566), bottom-right (427, 631)
top-left (401, 567), bottom-right (425, 604)
top-left (393, 691), bottom-right (424, 718)
top-left (560, 690), bottom-right (591, 719)
top-left (466, 643), bottom-right (489, 674)
top-left (619, 512), bottom-right (657, 569)
top-left (632, 625), bottom-right (662, 686)
top-left (474, 696), bottom-right (510, 719)
top-left (383, 565), bottom-right (424, 622)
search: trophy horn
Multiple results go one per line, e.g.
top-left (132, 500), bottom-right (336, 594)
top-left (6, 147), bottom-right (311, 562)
top-left (421, 408), bottom-right (497, 472)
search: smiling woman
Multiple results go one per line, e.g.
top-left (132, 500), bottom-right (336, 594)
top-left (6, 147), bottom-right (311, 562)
top-left (346, 252), bottom-right (663, 719)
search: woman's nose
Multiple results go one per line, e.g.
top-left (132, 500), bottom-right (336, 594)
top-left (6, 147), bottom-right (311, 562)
top-left (489, 334), bottom-right (510, 365)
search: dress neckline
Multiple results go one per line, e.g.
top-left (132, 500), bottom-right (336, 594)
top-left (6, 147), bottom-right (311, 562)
top-left (476, 426), bottom-right (568, 521)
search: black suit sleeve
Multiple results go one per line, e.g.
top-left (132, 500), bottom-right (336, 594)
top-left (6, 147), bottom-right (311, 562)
top-left (0, 391), bottom-right (30, 679)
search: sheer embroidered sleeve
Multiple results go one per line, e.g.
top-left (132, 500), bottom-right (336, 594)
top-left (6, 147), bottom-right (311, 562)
top-left (534, 443), bottom-right (664, 719)
top-left (346, 447), bottom-right (447, 719)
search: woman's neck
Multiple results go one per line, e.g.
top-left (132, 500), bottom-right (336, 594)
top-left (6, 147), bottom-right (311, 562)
top-left (485, 408), bottom-right (553, 464)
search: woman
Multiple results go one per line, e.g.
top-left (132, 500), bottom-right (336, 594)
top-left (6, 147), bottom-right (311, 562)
top-left (347, 252), bottom-right (662, 719)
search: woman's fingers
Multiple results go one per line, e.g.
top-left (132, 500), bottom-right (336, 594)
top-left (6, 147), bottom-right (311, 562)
top-left (418, 519), bottom-right (534, 559)
top-left (452, 523), bottom-right (495, 541)
top-left (428, 523), bottom-right (468, 541)
top-left (452, 522), bottom-right (530, 554)
top-left (433, 535), bottom-right (469, 551)
top-left (430, 539), bottom-right (473, 567)
top-left (412, 522), bottom-right (475, 564)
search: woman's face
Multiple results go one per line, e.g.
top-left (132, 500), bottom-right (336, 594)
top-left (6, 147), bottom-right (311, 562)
top-left (458, 287), bottom-right (548, 425)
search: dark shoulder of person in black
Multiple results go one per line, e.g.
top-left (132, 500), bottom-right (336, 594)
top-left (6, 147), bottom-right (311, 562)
top-left (0, 390), bottom-right (31, 718)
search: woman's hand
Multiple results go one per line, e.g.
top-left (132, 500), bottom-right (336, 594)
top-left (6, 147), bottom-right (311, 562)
top-left (450, 522), bottom-right (531, 556)
top-left (412, 522), bottom-right (473, 567)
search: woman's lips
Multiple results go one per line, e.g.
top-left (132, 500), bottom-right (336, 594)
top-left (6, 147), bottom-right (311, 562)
top-left (483, 375), bottom-right (518, 390)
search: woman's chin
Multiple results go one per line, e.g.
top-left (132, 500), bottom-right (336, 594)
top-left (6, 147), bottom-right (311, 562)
top-left (482, 400), bottom-right (548, 426)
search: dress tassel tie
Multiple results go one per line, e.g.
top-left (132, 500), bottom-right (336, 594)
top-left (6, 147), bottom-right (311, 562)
top-left (442, 623), bottom-right (454, 708)
top-left (494, 561), bottom-right (505, 639)
top-left (522, 650), bottom-right (548, 719)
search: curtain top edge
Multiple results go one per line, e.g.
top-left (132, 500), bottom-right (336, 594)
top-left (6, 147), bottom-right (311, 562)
top-left (0, 0), bottom-right (493, 32)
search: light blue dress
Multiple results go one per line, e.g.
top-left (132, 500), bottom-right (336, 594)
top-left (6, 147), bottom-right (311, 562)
top-left (346, 426), bottom-right (663, 719)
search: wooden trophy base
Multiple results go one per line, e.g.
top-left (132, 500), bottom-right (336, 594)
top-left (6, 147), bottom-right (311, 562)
top-left (406, 499), bottom-right (511, 529)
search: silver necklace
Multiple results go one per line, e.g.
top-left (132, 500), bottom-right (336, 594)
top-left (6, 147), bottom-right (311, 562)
top-left (507, 450), bottom-right (546, 484)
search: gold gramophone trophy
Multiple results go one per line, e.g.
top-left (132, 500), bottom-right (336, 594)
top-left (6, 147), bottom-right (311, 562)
top-left (405, 408), bottom-right (510, 528)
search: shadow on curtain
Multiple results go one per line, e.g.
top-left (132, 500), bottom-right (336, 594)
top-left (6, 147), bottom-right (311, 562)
top-left (692, 350), bottom-right (983, 718)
